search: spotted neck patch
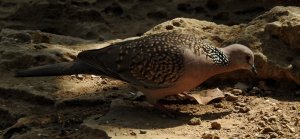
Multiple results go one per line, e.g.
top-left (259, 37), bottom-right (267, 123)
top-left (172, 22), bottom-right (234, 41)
top-left (199, 42), bottom-right (229, 66)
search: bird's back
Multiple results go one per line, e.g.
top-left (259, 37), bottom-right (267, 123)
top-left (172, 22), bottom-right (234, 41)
top-left (78, 32), bottom-right (228, 89)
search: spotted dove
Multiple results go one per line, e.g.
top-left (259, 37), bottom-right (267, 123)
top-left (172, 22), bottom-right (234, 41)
top-left (16, 32), bottom-right (256, 104)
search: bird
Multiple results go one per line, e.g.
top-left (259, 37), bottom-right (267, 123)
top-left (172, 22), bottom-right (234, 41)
top-left (16, 31), bottom-right (257, 106)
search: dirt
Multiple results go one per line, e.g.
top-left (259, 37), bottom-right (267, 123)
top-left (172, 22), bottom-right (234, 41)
top-left (0, 0), bottom-right (300, 139)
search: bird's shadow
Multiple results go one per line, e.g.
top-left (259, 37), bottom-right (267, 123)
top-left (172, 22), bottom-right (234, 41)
top-left (84, 99), bottom-right (232, 129)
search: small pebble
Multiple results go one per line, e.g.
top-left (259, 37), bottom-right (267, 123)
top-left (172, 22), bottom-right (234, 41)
top-left (235, 102), bottom-right (246, 107)
top-left (262, 127), bottom-right (274, 134)
top-left (268, 115), bottom-right (277, 123)
top-left (269, 132), bottom-right (278, 138)
top-left (231, 89), bottom-right (243, 95)
top-left (225, 92), bottom-right (238, 101)
top-left (101, 80), bottom-right (107, 84)
top-left (214, 103), bottom-right (224, 108)
top-left (211, 122), bottom-right (221, 130)
top-left (130, 131), bottom-right (136, 136)
top-left (91, 75), bottom-right (98, 79)
top-left (188, 117), bottom-right (202, 125)
top-left (139, 130), bottom-right (147, 134)
top-left (258, 121), bottom-right (266, 127)
top-left (202, 132), bottom-right (220, 139)
top-left (238, 107), bottom-right (250, 113)
top-left (262, 116), bottom-right (268, 122)
top-left (290, 106), bottom-right (296, 110)
top-left (76, 74), bottom-right (84, 80)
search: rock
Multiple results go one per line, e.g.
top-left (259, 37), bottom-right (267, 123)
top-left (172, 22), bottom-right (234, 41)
top-left (211, 122), bottom-right (221, 130)
top-left (149, 6), bottom-right (300, 85)
top-left (230, 88), bottom-right (243, 95)
top-left (234, 82), bottom-right (249, 91)
top-left (188, 117), bottom-right (202, 125)
top-left (262, 127), bottom-right (274, 134)
top-left (225, 92), bottom-right (238, 101)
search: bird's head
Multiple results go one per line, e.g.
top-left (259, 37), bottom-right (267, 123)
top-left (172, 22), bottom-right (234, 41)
top-left (223, 44), bottom-right (257, 75)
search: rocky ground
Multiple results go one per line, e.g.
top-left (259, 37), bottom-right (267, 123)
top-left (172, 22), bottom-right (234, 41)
top-left (0, 1), bottom-right (300, 139)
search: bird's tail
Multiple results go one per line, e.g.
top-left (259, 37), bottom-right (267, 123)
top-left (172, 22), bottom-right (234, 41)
top-left (15, 61), bottom-right (100, 77)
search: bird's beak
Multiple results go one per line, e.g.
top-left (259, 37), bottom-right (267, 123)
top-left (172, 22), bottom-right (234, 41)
top-left (251, 64), bottom-right (257, 75)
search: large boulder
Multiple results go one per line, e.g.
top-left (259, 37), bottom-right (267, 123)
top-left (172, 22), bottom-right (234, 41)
top-left (145, 6), bottom-right (300, 85)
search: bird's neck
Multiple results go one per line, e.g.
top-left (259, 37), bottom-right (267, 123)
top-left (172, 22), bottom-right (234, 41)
top-left (212, 64), bottom-right (239, 75)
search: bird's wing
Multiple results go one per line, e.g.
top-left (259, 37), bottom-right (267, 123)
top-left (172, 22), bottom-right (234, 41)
top-left (77, 39), bottom-right (185, 89)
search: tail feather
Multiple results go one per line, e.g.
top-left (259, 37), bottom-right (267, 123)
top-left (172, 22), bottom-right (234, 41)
top-left (15, 61), bottom-right (101, 77)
